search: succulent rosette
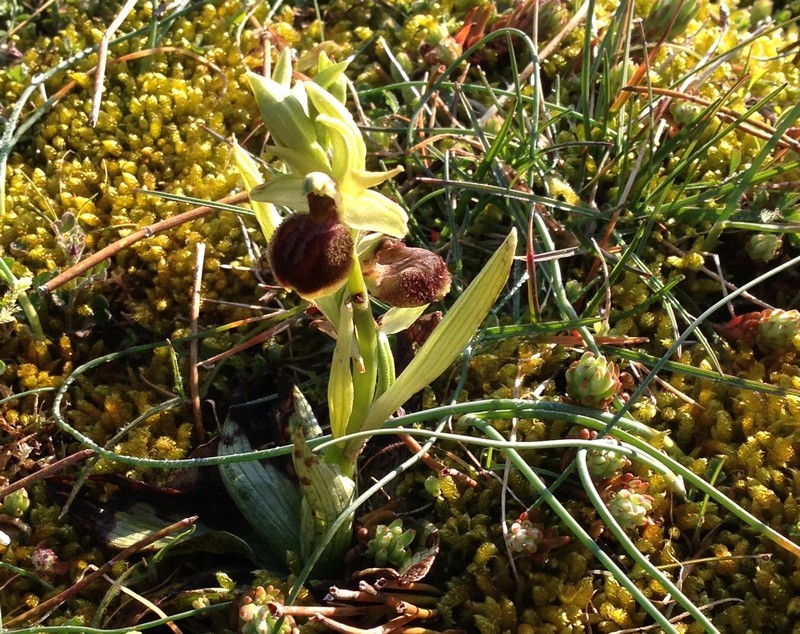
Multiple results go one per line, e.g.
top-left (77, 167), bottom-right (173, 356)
top-left (565, 351), bottom-right (622, 409)
top-left (756, 309), bottom-right (800, 352)
top-left (606, 488), bottom-right (655, 530)
top-left (365, 519), bottom-right (417, 568)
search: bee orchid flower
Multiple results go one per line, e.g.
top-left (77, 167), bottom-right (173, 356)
top-left (246, 50), bottom-right (408, 256)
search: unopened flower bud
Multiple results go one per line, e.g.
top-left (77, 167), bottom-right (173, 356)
top-left (747, 232), bottom-right (782, 263)
top-left (268, 193), bottom-right (354, 299)
top-left (362, 240), bottom-right (451, 307)
top-left (506, 517), bottom-right (543, 554)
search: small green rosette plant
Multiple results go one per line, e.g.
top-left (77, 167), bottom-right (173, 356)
top-left (221, 50), bottom-right (517, 573)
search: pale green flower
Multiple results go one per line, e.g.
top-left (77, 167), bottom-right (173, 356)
top-left (246, 50), bottom-right (407, 240)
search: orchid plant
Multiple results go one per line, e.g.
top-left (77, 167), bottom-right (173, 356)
top-left (225, 49), bottom-right (517, 573)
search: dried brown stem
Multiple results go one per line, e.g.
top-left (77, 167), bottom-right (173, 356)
top-left (4, 516), bottom-right (197, 627)
top-left (270, 604), bottom-right (389, 618)
top-left (622, 85), bottom-right (800, 151)
top-left (40, 191), bottom-right (249, 294)
top-left (0, 449), bottom-right (94, 499)
top-left (89, 0), bottom-right (138, 127)
top-left (312, 612), bottom-right (416, 634)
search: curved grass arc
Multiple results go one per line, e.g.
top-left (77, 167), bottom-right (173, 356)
top-left (575, 448), bottom-right (718, 633)
top-left (2, 603), bottom-right (229, 634)
top-left (53, 343), bottom-right (799, 559)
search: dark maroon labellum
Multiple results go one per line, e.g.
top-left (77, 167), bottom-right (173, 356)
top-left (268, 194), bottom-right (354, 298)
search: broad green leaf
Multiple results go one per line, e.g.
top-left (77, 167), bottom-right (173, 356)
top-left (290, 385), bottom-right (324, 438)
top-left (218, 414), bottom-right (302, 564)
top-left (357, 230), bottom-right (517, 438)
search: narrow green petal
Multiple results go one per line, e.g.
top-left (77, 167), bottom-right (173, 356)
top-left (306, 82), bottom-right (366, 165)
top-left (246, 72), bottom-right (316, 151)
top-left (358, 230), bottom-right (518, 436)
top-left (340, 189), bottom-right (408, 238)
top-left (264, 143), bottom-right (331, 175)
top-left (233, 142), bottom-right (281, 242)
top-left (349, 166), bottom-right (404, 190)
top-left (316, 114), bottom-right (360, 180)
top-left (329, 299), bottom-right (355, 439)
top-left (250, 174), bottom-right (310, 211)
top-left (313, 292), bottom-right (341, 328)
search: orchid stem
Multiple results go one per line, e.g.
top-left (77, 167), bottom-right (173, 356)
top-left (326, 255), bottom-right (379, 476)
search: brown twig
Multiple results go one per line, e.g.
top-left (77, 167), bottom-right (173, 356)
top-left (0, 449), bottom-right (94, 499)
top-left (4, 516), bottom-right (198, 627)
top-left (199, 317), bottom-right (299, 367)
top-left (2, 0), bottom-right (58, 41)
top-left (40, 191), bottom-right (249, 294)
top-left (622, 85), bottom-right (800, 151)
top-left (312, 612), bottom-right (416, 634)
top-left (102, 573), bottom-right (183, 634)
top-left (270, 604), bottom-right (389, 618)
top-left (398, 433), bottom-right (477, 489)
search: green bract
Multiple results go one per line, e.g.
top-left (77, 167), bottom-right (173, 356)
top-left (246, 49), bottom-right (407, 241)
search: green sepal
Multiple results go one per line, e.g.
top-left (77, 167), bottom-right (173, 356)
top-left (233, 141), bottom-right (281, 242)
top-left (378, 305), bottom-right (428, 335)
